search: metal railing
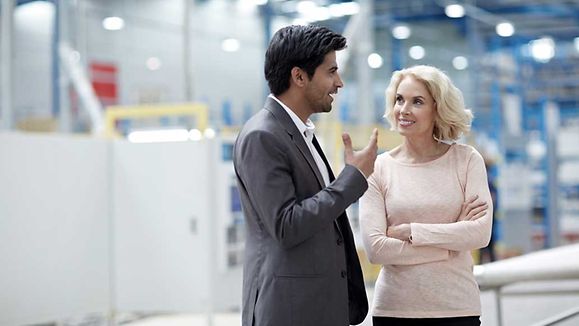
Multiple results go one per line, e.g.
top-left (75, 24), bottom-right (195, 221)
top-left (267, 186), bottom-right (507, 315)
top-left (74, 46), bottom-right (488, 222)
top-left (475, 243), bottom-right (579, 326)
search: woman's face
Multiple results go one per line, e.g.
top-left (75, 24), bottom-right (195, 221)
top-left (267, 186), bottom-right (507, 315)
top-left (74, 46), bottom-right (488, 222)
top-left (393, 75), bottom-right (437, 139)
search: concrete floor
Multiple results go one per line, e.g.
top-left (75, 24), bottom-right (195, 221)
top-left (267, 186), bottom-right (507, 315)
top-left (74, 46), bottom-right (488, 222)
top-left (125, 281), bottom-right (579, 326)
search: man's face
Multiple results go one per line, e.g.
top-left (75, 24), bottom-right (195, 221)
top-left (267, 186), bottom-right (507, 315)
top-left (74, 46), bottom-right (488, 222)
top-left (303, 51), bottom-right (344, 114)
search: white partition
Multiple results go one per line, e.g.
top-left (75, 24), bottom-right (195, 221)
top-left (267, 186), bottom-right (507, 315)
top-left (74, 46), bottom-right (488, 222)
top-left (111, 139), bottom-right (217, 313)
top-left (0, 133), bottom-right (242, 324)
top-left (0, 132), bottom-right (111, 325)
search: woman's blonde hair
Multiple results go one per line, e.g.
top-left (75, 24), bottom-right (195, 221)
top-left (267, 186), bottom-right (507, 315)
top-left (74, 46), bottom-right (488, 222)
top-left (384, 65), bottom-right (473, 141)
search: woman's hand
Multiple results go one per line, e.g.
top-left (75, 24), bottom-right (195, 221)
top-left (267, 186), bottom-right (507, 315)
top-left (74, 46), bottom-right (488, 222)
top-left (459, 195), bottom-right (488, 221)
top-left (386, 223), bottom-right (411, 241)
top-left (386, 195), bottom-right (487, 242)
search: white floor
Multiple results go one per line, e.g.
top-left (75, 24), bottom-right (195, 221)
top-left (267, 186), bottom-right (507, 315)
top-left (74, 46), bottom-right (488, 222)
top-left (125, 281), bottom-right (579, 326)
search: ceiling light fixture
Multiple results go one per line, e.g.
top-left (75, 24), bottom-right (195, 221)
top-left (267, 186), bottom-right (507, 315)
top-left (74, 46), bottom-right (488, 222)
top-left (392, 24), bottom-right (411, 40)
top-left (496, 21), bottom-right (514, 37)
top-left (409, 46), bottom-right (425, 60)
top-left (452, 56), bottom-right (469, 70)
top-left (102, 16), bottom-right (124, 31)
top-left (530, 37), bottom-right (555, 63)
top-left (445, 4), bottom-right (465, 18)
top-left (367, 53), bottom-right (383, 69)
top-left (221, 38), bottom-right (241, 52)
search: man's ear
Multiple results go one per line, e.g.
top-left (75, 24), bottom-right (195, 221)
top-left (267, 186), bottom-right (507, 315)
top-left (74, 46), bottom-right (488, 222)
top-left (291, 67), bottom-right (306, 87)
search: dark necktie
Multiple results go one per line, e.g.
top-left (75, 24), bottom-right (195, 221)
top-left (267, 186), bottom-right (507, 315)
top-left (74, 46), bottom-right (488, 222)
top-left (312, 135), bottom-right (335, 182)
top-left (312, 135), bottom-right (343, 237)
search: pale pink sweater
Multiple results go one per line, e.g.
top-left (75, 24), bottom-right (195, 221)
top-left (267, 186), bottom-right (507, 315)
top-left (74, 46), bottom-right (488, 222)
top-left (359, 143), bottom-right (493, 318)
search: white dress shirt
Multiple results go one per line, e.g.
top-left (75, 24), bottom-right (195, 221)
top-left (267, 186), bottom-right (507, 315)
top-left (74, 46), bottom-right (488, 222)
top-left (269, 94), bottom-right (330, 187)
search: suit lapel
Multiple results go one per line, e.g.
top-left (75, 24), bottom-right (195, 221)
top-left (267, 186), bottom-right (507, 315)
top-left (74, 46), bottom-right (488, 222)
top-left (264, 98), bottom-right (326, 189)
top-left (264, 98), bottom-right (343, 238)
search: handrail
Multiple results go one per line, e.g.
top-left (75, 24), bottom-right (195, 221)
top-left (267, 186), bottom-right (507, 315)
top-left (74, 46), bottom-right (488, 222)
top-left (474, 243), bottom-right (579, 290)
top-left (530, 306), bottom-right (579, 326)
top-left (474, 243), bottom-right (579, 325)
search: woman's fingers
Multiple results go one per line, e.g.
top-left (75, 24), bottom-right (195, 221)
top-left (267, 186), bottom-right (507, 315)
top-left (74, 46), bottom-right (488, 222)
top-left (466, 202), bottom-right (488, 220)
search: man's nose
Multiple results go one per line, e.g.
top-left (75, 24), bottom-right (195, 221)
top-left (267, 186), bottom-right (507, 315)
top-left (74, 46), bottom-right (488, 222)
top-left (336, 74), bottom-right (344, 88)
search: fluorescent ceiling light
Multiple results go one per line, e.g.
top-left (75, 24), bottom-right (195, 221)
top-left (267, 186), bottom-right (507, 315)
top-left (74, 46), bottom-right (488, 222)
top-left (297, 1), bottom-right (316, 14)
top-left (189, 129), bottom-right (203, 141)
top-left (15, 1), bottom-right (54, 23)
top-left (238, 0), bottom-right (268, 8)
top-left (302, 7), bottom-right (331, 22)
top-left (392, 24), bottom-right (411, 40)
top-left (329, 2), bottom-right (360, 17)
top-left (445, 4), bottom-right (465, 18)
top-left (299, 6), bottom-right (330, 22)
top-left (574, 37), bottom-right (579, 53)
top-left (452, 56), bottom-right (469, 70)
top-left (292, 18), bottom-right (308, 26)
top-left (103, 16), bottom-right (124, 31)
top-left (367, 53), bottom-right (383, 69)
top-left (496, 22), bottom-right (514, 37)
top-left (128, 129), bottom-right (189, 143)
top-left (409, 45), bottom-right (425, 60)
top-left (204, 128), bottom-right (216, 139)
top-left (222, 38), bottom-right (240, 52)
top-left (530, 37), bottom-right (555, 63)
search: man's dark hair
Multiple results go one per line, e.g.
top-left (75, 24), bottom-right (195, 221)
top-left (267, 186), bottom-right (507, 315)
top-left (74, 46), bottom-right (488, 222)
top-left (264, 25), bottom-right (347, 95)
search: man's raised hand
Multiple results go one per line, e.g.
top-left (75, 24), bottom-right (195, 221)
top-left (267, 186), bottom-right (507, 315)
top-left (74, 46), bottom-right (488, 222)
top-left (343, 128), bottom-right (378, 178)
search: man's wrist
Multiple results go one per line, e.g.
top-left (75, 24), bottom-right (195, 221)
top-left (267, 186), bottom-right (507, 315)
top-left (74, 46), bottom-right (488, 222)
top-left (346, 163), bottom-right (366, 179)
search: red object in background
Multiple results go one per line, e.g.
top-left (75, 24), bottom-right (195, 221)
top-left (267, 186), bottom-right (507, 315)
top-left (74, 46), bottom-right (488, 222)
top-left (90, 62), bottom-right (118, 106)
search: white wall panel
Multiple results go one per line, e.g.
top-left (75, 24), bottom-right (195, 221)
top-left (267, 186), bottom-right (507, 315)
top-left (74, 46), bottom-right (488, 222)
top-left (0, 132), bottom-right (110, 325)
top-left (111, 139), bottom-right (217, 313)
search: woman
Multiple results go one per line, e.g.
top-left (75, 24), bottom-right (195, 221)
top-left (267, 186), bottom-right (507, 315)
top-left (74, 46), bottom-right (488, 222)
top-left (360, 65), bottom-right (492, 326)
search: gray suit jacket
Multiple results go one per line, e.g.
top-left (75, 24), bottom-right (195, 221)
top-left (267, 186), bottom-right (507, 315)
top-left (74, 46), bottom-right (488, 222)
top-left (233, 97), bottom-right (369, 326)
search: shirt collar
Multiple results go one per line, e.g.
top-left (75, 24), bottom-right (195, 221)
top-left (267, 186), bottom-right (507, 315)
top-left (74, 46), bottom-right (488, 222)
top-left (269, 94), bottom-right (316, 138)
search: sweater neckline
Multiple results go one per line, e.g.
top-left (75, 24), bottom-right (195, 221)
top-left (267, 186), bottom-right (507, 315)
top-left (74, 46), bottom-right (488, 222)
top-left (386, 143), bottom-right (456, 167)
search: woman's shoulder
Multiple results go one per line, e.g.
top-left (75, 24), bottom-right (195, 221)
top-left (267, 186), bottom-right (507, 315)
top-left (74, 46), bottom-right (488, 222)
top-left (376, 145), bottom-right (400, 164)
top-left (451, 143), bottom-right (484, 163)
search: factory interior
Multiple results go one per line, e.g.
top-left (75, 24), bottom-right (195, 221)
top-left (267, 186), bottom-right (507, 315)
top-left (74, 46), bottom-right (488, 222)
top-left (1, 0), bottom-right (579, 325)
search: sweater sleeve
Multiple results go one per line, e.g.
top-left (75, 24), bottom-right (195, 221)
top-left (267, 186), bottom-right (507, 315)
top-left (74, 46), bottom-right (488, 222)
top-left (360, 160), bottom-right (450, 266)
top-left (410, 149), bottom-right (493, 251)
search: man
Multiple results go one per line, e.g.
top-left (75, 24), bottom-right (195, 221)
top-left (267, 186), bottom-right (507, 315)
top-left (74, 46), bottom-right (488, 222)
top-left (233, 25), bottom-right (378, 326)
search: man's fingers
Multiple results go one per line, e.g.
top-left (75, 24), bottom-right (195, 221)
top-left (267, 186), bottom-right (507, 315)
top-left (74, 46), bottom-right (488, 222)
top-left (363, 128), bottom-right (378, 152)
top-left (369, 128), bottom-right (378, 147)
top-left (342, 132), bottom-right (353, 155)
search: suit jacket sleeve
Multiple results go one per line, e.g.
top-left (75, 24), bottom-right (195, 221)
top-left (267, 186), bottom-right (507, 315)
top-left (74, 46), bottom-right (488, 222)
top-left (235, 129), bottom-right (368, 249)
